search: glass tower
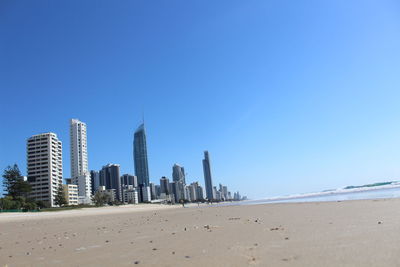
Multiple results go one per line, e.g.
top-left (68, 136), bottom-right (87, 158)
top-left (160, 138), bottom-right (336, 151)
top-left (202, 150), bottom-right (214, 200)
top-left (134, 124), bottom-right (150, 186)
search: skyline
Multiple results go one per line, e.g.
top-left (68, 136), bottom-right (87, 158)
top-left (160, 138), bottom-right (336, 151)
top-left (2, 1), bottom-right (400, 199)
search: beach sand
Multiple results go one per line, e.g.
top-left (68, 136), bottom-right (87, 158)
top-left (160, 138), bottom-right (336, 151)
top-left (1, 199), bottom-right (400, 266)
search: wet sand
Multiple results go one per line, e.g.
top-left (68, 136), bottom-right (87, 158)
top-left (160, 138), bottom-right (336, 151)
top-left (1, 199), bottom-right (400, 266)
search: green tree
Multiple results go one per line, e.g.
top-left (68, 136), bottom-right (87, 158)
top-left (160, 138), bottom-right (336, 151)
top-left (0, 196), bottom-right (15, 210)
top-left (92, 191), bottom-right (111, 206)
top-left (54, 185), bottom-right (67, 207)
top-left (2, 164), bottom-right (31, 199)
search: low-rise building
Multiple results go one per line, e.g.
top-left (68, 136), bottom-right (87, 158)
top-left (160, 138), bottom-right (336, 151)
top-left (122, 185), bottom-right (139, 204)
top-left (63, 184), bottom-right (78, 206)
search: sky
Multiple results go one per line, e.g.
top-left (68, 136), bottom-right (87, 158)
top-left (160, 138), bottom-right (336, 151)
top-left (1, 0), bottom-right (400, 199)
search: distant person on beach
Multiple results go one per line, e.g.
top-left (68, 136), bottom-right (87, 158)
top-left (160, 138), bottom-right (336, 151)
top-left (180, 199), bottom-right (185, 208)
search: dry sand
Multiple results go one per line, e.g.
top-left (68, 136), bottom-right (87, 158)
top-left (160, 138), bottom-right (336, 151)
top-left (1, 199), bottom-right (400, 266)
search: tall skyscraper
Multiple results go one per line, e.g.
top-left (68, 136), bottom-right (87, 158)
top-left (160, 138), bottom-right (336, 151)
top-left (121, 174), bottom-right (138, 188)
top-left (70, 119), bottom-right (88, 178)
top-left (202, 151), bottom-right (214, 200)
top-left (160, 176), bottom-right (170, 195)
top-left (70, 119), bottom-right (91, 202)
top-left (90, 170), bottom-right (100, 195)
top-left (27, 133), bottom-right (63, 207)
top-left (99, 164), bottom-right (122, 202)
top-left (133, 123), bottom-right (150, 186)
top-left (172, 164), bottom-right (185, 184)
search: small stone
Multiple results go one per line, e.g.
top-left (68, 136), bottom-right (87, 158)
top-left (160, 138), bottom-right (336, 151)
top-left (172, 251), bottom-right (175, 255)
top-left (26, 252), bottom-right (31, 255)
top-left (134, 260), bottom-right (140, 264)
top-left (152, 248), bottom-right (157, 251)
top-left (185, 256), bottom-right (190, 258)
top-left (378, 221), bottom-right (382, 224)
top-left (105, 240), bottom-right (110, 243)
top-left (285, 237), bottom-right (289, 240)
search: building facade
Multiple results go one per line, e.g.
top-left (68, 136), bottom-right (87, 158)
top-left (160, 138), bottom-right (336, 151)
top-left (172, 164), bottom-right (185, 184)
top-left (27, 133), bottom-right (63, 207)
top-left (90, 170), bottom-right (100, 195)
top-left (70, 119), bottom-right (91, 202)
top-left (121, 174), bottom-right (138, 188)
top-left (99, 164), bottom-right (122, 202)
top-left (133, 124), bottom-right (150, 186)
top-left (63, 184), bottom-right (78, 205)
top-left (202, 151), bottom-right (214, 200)
top-left (160, 176), bottom-right (170, 195)
top-left (122, 185), bottom-right (139, 204)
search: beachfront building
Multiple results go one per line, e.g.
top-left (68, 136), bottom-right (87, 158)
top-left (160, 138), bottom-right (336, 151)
top-left (139, 185), bottom-right (151, 202)
top-left (63, 184), bottom-right (78, 205)
top-left (133, 123), bottom-right (150, 187)
top-left (171, 181), bottom-right (185, 203)
top-left (188, 183), bottom-right (197, 202)
top-left (160, 176), bottom-right (170, 195)
top-left (149, 182), bottom-right (157, 200)
top-left (202, 151), bottom-right (214, 200)
top-left (27, 133), bottom-right (63, 207)
top-left (121, 174), bottom-right (138, 188)
top-left (90, 170), bottom-right (100, 195)
top-left (70, 119), bottom-right (91, 204)
top-left (99, 164), bottom-right (122, 202)
top-left (172, 164), bottom-right (185, 184)
top-left (122, 185), bottom-right (139, 204)
top-left (233, 191), bottom-right (241, 201)
top-left (196, 183), bottom-right (204, 201)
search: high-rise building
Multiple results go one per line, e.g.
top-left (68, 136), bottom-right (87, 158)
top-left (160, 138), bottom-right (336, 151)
top-left (155, 185), bottom-right (161, 198)
top-left (197, 184), bottom-right (204, 201)
top-left (99, 164), bottom-right (122, 202)
top-left (172, 164), bottom-right (185, 184)
top-left (90, 170), bottom-right (100, 195)
top-left (171, 181), bottom-right (185, 203)
top-left (27, 133), bottom-right (63, 207)
top-left (160, 176), bottom-right (170, 195)
top-left (122, 185), bottom-right (139, 204)
top-left (188, 182), bottom-right (204, 202)
top-left (149, 182), bottom-right (157, 200)
top-left (133, 124), bottom-right (150, 187)
top-left (70, 119), bottom-right (88, 177)
top-left (121, 174), bottom-right (138, 188)
top-left (139, 185), bottom-right (151, 202)
top-left (202, 151), bottom-right (214, 200)
top-left (70, 119), bottom-right (91, 202)
top-left (188, 184), bottom-right (197, 202)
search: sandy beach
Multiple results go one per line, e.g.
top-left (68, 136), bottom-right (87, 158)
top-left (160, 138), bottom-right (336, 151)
top-left (1, 199), bottom-right (400, 266)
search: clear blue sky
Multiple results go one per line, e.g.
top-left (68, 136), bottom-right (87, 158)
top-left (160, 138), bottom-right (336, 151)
top-left (1, 0), bottom-right (400, 199)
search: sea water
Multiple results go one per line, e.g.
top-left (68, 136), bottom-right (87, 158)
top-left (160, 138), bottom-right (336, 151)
top-left (214, 186), bottom-right (400, 207)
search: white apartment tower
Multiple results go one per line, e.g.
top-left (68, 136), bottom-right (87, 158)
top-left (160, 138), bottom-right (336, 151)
top-left (27, 133), bottom-right (63, 207)
top-left (70, 119), bottom-right (91, 203)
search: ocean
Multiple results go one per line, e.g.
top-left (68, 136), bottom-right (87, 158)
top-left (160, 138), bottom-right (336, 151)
top-left (215, 185), bottom-right (400, 207)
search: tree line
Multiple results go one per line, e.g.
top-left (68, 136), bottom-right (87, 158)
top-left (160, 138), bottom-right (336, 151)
top-left (1, 164), bottom-right (67, 210)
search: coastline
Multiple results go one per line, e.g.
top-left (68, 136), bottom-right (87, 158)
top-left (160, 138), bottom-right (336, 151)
top-left (1, 198), bottom-right (400, 266)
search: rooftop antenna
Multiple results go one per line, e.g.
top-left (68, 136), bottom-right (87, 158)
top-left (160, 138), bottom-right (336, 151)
top-left (142, 110), bottom-right (145, 125)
